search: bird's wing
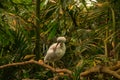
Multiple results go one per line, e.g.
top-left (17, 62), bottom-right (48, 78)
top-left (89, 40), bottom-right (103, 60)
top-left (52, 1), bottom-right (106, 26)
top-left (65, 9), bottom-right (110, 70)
top-left (44, 49), bottom-right (57, 62)
top-left (49, 43), bottom-right (57, 49)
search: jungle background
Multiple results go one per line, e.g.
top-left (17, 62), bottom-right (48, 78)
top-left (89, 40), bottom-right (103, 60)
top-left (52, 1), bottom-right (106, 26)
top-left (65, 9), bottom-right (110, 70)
top-left (0, 0), bottom-right (120, 80)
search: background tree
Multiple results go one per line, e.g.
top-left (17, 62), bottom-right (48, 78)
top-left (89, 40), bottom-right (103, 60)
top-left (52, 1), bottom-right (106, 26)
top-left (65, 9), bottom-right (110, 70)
top-left (0, 0), bottom-right (120, 79)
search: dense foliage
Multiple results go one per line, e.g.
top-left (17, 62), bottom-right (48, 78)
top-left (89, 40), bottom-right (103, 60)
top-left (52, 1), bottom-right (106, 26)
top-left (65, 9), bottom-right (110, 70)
top-left (0, 0), bottom-right (120, 80)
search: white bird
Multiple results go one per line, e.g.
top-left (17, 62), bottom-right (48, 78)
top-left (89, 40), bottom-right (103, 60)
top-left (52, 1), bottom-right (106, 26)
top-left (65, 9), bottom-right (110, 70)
top-left (44, 37), bottom-right (66, 64)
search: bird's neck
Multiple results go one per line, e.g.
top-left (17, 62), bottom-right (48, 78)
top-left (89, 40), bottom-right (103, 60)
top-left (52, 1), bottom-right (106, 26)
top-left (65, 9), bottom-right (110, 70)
top-left (60, 43), bottom-right (65, 49)
top-left (60, 43), bottom-right (64, 47)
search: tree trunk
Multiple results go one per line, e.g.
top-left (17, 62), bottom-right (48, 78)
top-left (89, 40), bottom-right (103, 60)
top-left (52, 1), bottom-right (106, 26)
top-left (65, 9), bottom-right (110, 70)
top-left (34, 0), bottom-right (40, 60)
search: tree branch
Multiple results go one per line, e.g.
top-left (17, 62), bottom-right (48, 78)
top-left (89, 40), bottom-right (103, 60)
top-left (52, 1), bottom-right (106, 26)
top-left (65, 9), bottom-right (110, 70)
top-left (80, 62), bottom-right (120, 79)
top-left (0, 60), bottom-right (72, 76)
top-left (1, 60), bottom-right (120, 79)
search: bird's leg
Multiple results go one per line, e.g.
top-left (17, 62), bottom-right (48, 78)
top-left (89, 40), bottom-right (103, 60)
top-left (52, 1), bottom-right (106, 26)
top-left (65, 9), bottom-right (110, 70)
top-left (52, 62), bottom-right (58, 68)
top-left (52, 62), bottom-right (57, 79)
top-left (52, 62), bottom-right (55, 68)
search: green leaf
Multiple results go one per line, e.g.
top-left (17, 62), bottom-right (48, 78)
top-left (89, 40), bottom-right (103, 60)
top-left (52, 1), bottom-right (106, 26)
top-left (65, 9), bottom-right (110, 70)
top-left (44, 6), bottom-right (57, 19)
top-left (12, 0), bottom-right (32, 4)
top-left (48, 22), bottom-right (58, 40)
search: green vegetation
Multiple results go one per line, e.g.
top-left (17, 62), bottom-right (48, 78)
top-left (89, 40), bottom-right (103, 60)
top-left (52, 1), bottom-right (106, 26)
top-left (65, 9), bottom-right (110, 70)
top-left (0, 0), bottom-right (120, 80)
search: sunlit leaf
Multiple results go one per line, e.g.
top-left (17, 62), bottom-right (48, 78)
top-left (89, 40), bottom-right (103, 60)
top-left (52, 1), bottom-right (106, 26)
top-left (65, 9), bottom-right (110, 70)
top-left (59, 7), bottom-right (63, 15)
top-left (23, 54), bottom-right (35, 60)
top-left (12, 19), bottom-right (16, 26)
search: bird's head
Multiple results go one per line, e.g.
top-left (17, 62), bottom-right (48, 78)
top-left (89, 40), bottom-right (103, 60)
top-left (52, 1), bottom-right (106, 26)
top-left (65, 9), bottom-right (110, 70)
top-left (53, 37), bottom-right (66, 50)
top-left (57, 37), bottom-right (66, 43)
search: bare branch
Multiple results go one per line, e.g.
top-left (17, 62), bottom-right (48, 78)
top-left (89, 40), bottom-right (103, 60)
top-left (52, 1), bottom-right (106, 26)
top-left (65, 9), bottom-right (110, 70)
top-left (0, 60), bottom-right (72, 76)
top-left (1, 60), bottom-right (120, 79)
top-left (80, 62), bottom-right (120, 79)
top-left (101, 67), bottom-right (120, 79)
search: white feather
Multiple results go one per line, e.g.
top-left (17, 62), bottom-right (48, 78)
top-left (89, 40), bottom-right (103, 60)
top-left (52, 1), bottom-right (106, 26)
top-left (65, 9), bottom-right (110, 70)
top-left (44, 37), bottom-right (66, 63)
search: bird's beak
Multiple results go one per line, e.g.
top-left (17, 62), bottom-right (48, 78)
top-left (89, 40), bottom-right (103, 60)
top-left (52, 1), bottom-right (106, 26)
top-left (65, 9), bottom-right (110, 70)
top-left (55, 42), bottom-right (60, 49)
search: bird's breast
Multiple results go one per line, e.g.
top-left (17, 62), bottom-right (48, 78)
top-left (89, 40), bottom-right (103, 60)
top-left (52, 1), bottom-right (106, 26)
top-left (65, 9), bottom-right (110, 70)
top-left (55, 43), bottom-right (66, 57)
